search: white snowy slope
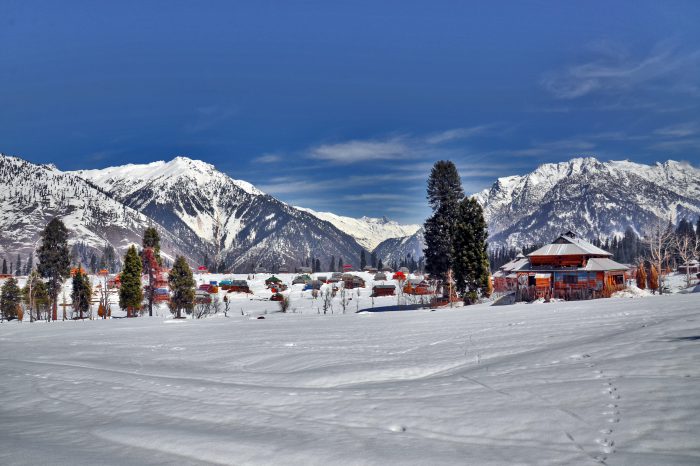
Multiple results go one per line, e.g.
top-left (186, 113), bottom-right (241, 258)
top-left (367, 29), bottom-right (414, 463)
top-left (0, 154), bottom-right (198, 263)
top-left (295, 207), bottom-right (421, 251)
top-left (1, 292), bottom-right (698, 465)
top-left (475, 157), bottom-right (700, 247)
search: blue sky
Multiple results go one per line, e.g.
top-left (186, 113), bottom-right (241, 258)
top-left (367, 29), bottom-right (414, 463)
top-left (2, 1), bottom-right (700, 223)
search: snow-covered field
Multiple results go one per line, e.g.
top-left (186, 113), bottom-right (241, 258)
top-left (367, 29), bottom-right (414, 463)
top-left (1, 291), bottom-right (699, 465)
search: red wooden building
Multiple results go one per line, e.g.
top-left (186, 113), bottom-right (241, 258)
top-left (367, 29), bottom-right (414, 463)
top-left (501, 232), bottom-right (628, 302)
top-left (371, 284), bottom-right (395, 297)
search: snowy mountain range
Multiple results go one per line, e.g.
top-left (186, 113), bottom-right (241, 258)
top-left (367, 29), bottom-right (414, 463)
top-left (0, 154), bottom-right (420, 272)
top-left (3, 153), bottom-right (699, 271)
top-left (475, 157), bottom-right (700, 247)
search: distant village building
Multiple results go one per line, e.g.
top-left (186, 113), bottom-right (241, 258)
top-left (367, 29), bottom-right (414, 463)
top-left (371, 284), bottom-right (395, 297)
top-left (494, 232), bottom-right (628, 301)
top-left (677, 259), bottom-right (699, 275)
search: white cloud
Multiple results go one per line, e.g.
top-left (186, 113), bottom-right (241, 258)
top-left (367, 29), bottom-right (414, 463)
top-left (308, 137), bottom-right (409, 163)
top-left (654, 122), bottom-right (700, 138)
top-left (342, 193), bottom-right (407, 201)
top-left (541, 41), bottom-right (700, 100)
top-left (251, 153), bottom-right (283, 164)
top-left (425, 125), bottom-right (491, 144)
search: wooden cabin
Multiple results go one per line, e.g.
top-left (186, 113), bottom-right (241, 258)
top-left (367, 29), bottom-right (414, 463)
top-left (227, 280), bottom-right (251, 293)
top-left (371, 284), bottom-right (395, 297)
top-left (678, 260), bottom-right (699, 275)
top-left (514, 231), bottom-right (628, 301)
top-left (265, 276), bottom-right (282, 287)
top-left (493, 253), bottom-right (528, 293)
top-left (343, 274), bottom-right (365, 289)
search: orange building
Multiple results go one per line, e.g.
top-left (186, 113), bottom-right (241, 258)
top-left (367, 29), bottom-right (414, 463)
top-left (504, 231), bottom-right (628, 302)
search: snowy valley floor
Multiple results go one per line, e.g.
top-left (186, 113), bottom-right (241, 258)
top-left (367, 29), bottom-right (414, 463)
top-left (1, 293), bottom-right (699, 465)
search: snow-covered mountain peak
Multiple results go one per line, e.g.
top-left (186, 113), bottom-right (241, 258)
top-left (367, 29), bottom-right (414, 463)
top-left (74, 156), bottom-right (265, 199)
top-left (475, 157), bottom-right (700, 247)
top-left (295, 207), bottom-right (421, 251)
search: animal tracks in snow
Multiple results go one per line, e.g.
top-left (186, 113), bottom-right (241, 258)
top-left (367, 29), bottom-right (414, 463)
top-left (590, 366), bottom-right (621, 463)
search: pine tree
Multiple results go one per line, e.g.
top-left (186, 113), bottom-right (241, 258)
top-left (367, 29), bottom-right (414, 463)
top-left (696, 217), bottom-right (700, 241)
top-left (37, 218), bottom-right (71, 321)
top-left (360, 250), bottom-right (367, 269)
top-left (1, 276), bottom-right (21, 321)
top-left (370, 251), bottom-right (377, 268)
top-left (424, 160), bottom-right (463, 281)
top-left (22, 271), bottom-right (49, 321)
top-left (452, 197), bottom-right (490, 304)
top-left (377, 258), bottom-right (383, 271)
top-left (169, 256), bottom-right (195, 319)
top-left (329, 255), bottom-right (336, 272)
top-left (338, 257), bottom-right (343, 271)
top-left (15, 254), bottom-right (21, 276)
top-left (142, 247), bottom-right (160, 317)
top-left (70, 265), bottom-right (92, 319)
top-left (1, 258), bottom-right (6, 275)
top-left (648, 264), bottom-right (659, 294)
top-left (119, 245), bottom-right (143, 317)
top-left (635, 262), bottom-right (647, 289)
top-left (142, 227), bottom-right (162, 264)
top-left (315, 258), bottom-right (321, 273)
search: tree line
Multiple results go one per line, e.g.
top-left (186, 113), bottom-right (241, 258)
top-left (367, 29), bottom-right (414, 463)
top-left (0, 220), bottom-right (198, 322)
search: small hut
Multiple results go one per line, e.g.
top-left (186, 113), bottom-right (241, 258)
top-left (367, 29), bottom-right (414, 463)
top-left (373, 272), bottom-right (388, 281)
top-left (228, 280), bottom-right (251, 293)
top-left (371, 284), bottom-right (395, 297)
top-left (292, 274), bottom-right (312, 285)
top-left (265, 276), bottom-right (283, 287)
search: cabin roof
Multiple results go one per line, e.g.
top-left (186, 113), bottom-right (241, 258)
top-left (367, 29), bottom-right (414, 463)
top-left (527, 232), bottom-right (611, 258)
top-left (500, 257), bottom-right (530, 272)
top-left (373, 284), bottom-right (395, 289)
top-left (583, 258), bottom-right (629, 271)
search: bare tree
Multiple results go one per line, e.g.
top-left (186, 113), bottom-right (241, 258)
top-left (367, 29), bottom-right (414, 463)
top-left (278, 294), bottom-right (291, 313)
top-left (222, 295), bottom-right (230, 317)
top-left (673, 233), bottom-right (699, 288)
top-left (644, 219), bottom-right (673, 295)
top-left (193, 295), bottom-right (220, 319)
top-left (321, 287), bottom-right (332, 314)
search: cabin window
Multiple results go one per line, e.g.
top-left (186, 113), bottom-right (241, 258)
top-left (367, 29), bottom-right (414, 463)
top-left (528, 275), bottom-right (536, 286)
top-left (563, 274), bottom-right (578, 284)
top-left (613, 274), bottom-right (624, 285)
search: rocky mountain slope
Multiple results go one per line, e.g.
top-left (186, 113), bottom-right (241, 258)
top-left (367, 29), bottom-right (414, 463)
top-left (0, 155), bottom-right (200, 265)
top-left (475, 157), bottom-right (700, 247)
top-left (74, 157), bottom-right (367, 272)
top-left (373, 229), bottom-right (425, 267)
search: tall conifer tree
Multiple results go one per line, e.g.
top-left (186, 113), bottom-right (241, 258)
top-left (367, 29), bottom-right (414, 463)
top-left (71, 265), bottom-right (92, 319)
top-left (37, 218), bottom-right (71, 321)
top-left (423, 160), bottom-right (464, 281)
top-left (169, 256), bottom-right (195, 319)
top-left (452, 197), bottom-right (490, 304)
top-left (119, 245), bottom-right (143, 317)
top-left (0, 276), bottom-right (21, 321)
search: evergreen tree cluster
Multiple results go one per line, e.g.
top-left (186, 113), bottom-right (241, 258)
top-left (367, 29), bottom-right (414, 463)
top-left (423, 160), bottom-right (490, 303)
